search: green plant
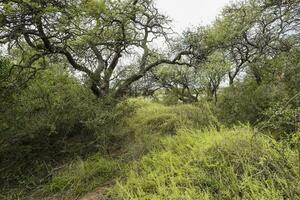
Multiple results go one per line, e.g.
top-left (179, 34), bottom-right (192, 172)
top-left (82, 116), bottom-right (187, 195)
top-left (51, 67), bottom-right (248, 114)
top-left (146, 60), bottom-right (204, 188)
top-left (216, 81), bottom-right (289, 126)
top-left (0, 66), bottom-right (98, 191)
top-left (258, 95), bottom-right (300, 136)
top-left (128, 99), bottom-right (219, 136)
top-left (120, 99), bottom-right (219, 160)
top-left (108, 127), bottom-right (300, 199)
top-left (43, 155), bottom-right (122, 196)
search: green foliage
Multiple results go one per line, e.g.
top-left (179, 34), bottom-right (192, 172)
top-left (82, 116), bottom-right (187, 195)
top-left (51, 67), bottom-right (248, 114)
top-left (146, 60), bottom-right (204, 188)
top-left (109, 127), bottom-right (300, 199)
top-left (272, 49), bottom-right (300, 94)
top-left (0, 190), bottom-right (25, 200)
top-left (205, 1), bottom-right (259, 46)
top-left (0, 0), bottom-right (177, 98)
top-left (203, 51), bottom-right (230, 73)
top-left (128, 99), bottom-right (219, 135)
top-left (109, 98), bottom-right (219, 160)
top-left (0, 0), bottom-right (299, 199)
top-left (0, 56), bottom-right (11, 82)
top-left (216, 81), bottom-right (288, 126)
top-left (0, 66), bottom-right (98, 191)
top-left (0, 56), bottom-right (31, 99)
top-left (0, 63), bottom-right (137, 196)
top-left (85, 98), bottom-right (137, 153)
top-left (43, 155), bottom-right (122, 196)
top-left (155, 64), bottom-right (203, 103)
top-left (259, 97), bottom-right (300, 136)
top-left (83, 0), bottom-right (106, 16)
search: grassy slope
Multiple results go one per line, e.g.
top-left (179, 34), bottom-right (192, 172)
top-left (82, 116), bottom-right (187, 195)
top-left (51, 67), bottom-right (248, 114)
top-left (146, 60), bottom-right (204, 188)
top-left (5, 99), bottom-right (299, 199)
top-left (109, 127), bottom-right (299, 199)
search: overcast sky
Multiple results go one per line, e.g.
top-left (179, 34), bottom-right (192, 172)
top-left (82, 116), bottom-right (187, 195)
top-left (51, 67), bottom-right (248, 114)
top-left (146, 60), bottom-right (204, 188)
top-left (156, 0), bottom-right (233, 33)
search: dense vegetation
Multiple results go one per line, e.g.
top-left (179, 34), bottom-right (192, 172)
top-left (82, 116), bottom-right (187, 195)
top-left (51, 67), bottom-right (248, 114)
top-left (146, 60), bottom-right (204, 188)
top-left (0, 0), bottom-right (299, 199)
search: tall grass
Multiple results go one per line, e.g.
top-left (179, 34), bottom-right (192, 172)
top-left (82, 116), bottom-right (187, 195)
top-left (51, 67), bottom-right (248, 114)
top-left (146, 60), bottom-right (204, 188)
top-left (43, 155), bottom-right (123, 196)
top-left (127, 98), bottom-right (219, 135)
top-left (108, 127), bottom-right (300, 200)
top-left (121, 98), bottom-right (219, 160)
top-left (7, 99), bottom-right (299, 200)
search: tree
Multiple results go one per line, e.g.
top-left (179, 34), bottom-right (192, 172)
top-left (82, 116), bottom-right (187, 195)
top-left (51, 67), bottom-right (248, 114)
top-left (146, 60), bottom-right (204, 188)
top-left (0, 0), bottom-right (196, 98)
top-left (202, 52), bottom-right (230, 103)
top-left (152, 64), bottom-right (204, 103)
top-left (204, 0), bottom-right (300, 85)
top-left (146, 51), bottom-right (229, 104)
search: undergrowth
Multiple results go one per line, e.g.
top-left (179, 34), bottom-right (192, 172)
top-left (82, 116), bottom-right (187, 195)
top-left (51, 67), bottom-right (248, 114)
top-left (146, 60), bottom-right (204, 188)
top-left (122, 98), bottom-right (219, 160)
top-left (108, 127), bottom-right (300, 200)
top-left (3, 99), bottom-right (299, 200)
top-left (42, 154), bottom-right (123, 196)
top-left (128, 98), bottom-right (219, 135)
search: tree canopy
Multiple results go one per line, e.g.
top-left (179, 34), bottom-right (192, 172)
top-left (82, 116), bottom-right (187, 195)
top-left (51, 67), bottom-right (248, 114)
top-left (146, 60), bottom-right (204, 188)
top-left (0, 0), bottom-right (203, 98)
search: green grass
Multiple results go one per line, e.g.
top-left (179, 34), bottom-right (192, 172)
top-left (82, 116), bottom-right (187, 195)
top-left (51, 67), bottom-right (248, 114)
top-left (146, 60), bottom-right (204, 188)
top-left (108, 127), bottom-right (300, 200)
top-left (42, 154), bottom-right (123, 196)
top-left (35, 99), bottom-right (222, 198)
top-left (128, 98), bottom-right (219, 135)
top-left (4, 99), bottom-right (299, 200)
top-left (121, 98), bottom-right (220, 160)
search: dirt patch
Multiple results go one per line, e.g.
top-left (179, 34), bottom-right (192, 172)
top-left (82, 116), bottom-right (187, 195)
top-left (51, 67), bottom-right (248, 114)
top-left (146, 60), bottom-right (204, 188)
top-left (78, 186), bottom-right (108, 200)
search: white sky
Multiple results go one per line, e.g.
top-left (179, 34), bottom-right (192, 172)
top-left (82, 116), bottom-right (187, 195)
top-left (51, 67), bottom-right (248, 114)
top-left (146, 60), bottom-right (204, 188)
top-left (156, 0), bottom-right (233, 33)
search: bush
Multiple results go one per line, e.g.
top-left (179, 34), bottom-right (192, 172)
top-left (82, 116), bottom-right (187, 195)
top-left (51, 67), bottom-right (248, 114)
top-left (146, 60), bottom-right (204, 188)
top-left (0, 66), bottom-right (98, 190)
top-left (216, 81), bottom-right (288, 126)
top-left (108, 127), bottom-right (300, 199)
top-left (258, 99), bottom-right (300, 137)
top-left (84, 98), bottom-right (137, 154)
top-left (0, 66), bottom-right (136, 193)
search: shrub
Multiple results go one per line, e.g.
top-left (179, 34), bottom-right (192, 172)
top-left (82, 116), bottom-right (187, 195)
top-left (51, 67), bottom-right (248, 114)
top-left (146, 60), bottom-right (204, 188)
top-left (216, 81), bottom-right (288, 126)
top-left (258, 99), bottom-right (300, 137)
top-left (0, 66), bottom-right (98, 190)
top-left (108, 127), bottom-right (300, 199)
top-left (84, 98), bottom-right (138, 154)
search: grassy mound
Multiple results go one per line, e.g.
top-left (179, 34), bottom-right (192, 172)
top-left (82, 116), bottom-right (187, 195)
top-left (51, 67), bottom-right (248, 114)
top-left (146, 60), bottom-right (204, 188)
top-left (128, 99), bottom-right (219, 135)
top-left (109, 127), bottom-right (300, 200)
top-left (121, 98), bottom-right (219, 160)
